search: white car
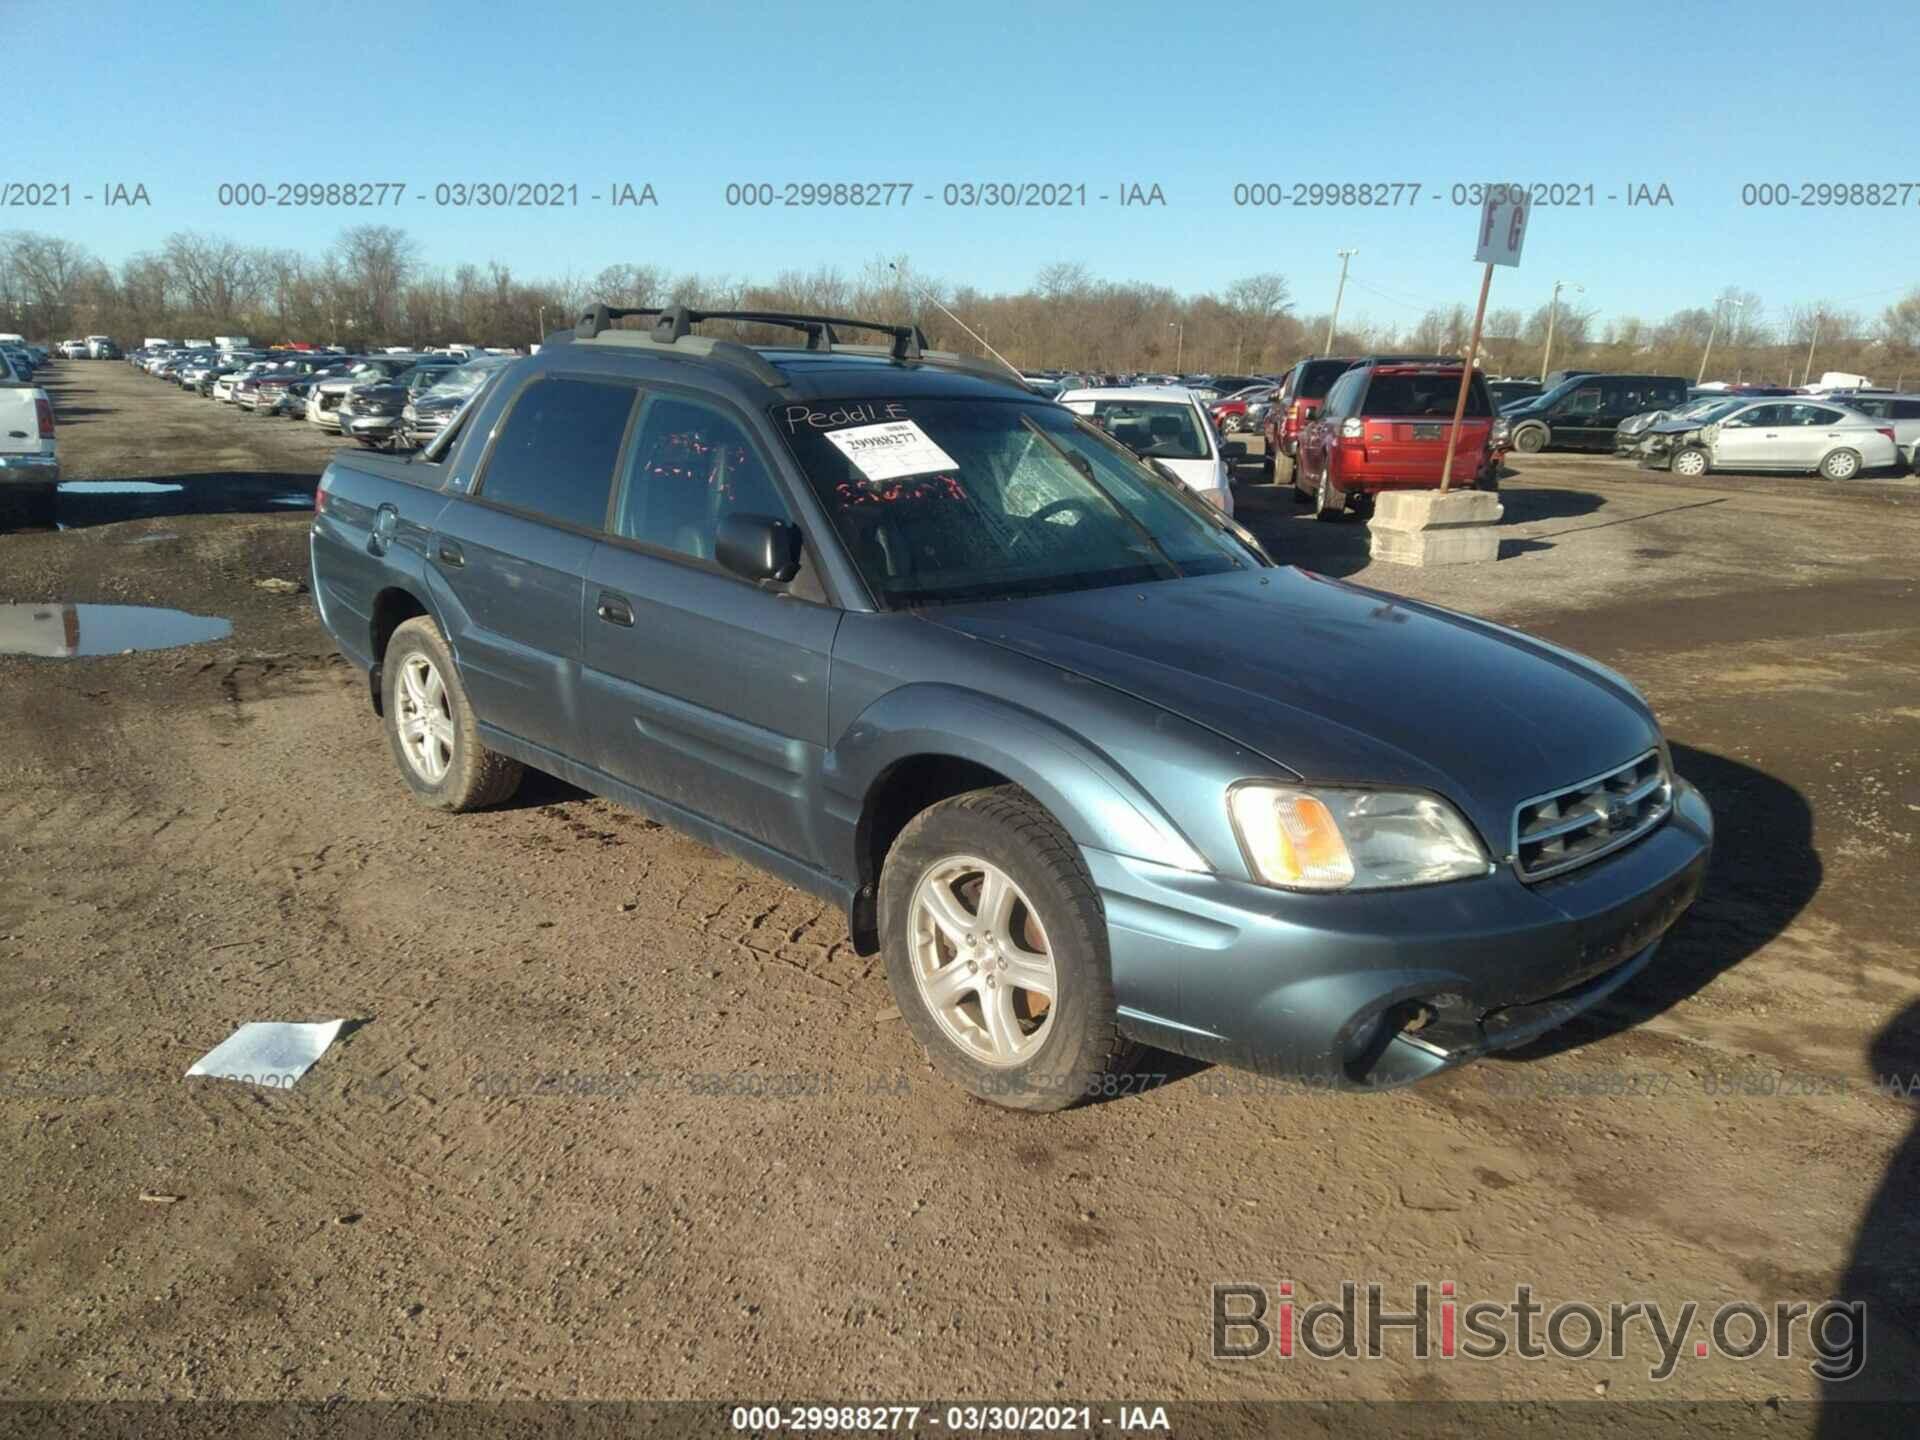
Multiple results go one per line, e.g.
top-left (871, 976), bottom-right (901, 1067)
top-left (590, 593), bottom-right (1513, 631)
top-left (0, 347), bottom-right (58, 523)
top-left (1056, 385), bottom-right (1237, 514)
top-left (1646, 398), bottom-right (1898, 480)
top-left (58, 339), bottom-right (90, 359)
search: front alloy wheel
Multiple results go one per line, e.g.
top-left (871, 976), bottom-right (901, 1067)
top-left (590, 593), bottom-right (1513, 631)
top-left (908, 856), bottom-right (1057, 1067)
top-left (881, 787), bottom-right (1136, 1110)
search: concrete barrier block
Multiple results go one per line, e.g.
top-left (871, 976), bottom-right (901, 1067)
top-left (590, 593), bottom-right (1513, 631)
top-left (1367, 488), bottom-right (1504, 567)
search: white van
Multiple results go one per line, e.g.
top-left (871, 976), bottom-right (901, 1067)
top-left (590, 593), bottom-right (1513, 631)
top-left (214, 335), bottom-right (252, 351)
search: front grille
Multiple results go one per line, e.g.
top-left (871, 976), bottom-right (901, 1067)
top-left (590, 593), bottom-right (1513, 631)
top-left (1512, 750), bottom-right (1670, 881)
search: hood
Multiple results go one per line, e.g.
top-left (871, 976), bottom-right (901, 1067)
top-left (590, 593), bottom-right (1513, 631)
top-left (922, 567), bottom-right (1657, 846)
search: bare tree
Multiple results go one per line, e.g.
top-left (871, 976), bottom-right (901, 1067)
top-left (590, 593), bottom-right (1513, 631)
top-left (330, 225), bottom-right (418, 339)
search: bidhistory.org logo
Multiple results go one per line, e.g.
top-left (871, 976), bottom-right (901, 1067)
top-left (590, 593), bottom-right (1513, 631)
top-left (1211, 1281), bottom-right (1867, 1383)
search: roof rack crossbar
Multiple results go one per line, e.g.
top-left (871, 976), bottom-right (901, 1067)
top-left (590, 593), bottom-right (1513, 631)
top-left (576, 303), bottom-right (925, 358)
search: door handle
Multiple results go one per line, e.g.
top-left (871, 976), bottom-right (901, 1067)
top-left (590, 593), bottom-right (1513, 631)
top-left (596, 591), bottom-right (634, 627)
top-left (437, 540), bottom-right (465, 567)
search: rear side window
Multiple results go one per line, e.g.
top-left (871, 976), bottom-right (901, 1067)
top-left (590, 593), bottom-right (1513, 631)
top-left (476, 376), bottom-right (636, 531)
top-left (1892, 400), bottom-right (1920, 420)
top-left (1321, 369), bottom-right (1365, 417)
top-left (1360, 371), bottom-right (1490, 418)
top-left (1299, 361), bottom-right (1352, 400)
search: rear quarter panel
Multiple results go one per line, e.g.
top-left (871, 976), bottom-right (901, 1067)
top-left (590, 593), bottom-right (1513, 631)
top-left (309, 450), bottom-right (453, 669)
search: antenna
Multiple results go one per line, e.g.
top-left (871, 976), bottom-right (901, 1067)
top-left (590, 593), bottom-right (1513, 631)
top-left (888, 262), bottom-right (1026, 382)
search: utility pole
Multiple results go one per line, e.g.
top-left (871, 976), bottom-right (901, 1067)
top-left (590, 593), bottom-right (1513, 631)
top-left (1539, 279), bottom-right (1581, 381)
top-left (1324, 249), bottom-right (1356, 356)
top-left (1169, 320), bottom-right (1183, 374)
top-left (1802, 312), bottom-right (1820, 388)
top-left (1698, 296), bottom-right (1743, 384)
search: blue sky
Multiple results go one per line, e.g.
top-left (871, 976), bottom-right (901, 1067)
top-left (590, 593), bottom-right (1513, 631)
top-left (15, 0), bottom-right (1920, 328)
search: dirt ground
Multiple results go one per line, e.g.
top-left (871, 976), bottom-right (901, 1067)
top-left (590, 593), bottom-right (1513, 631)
top-left (2, 361), bottom-right (1917, 1420)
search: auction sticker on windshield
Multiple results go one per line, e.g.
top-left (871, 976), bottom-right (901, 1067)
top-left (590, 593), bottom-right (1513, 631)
top-left (823, 419), bottom-right (959, 482)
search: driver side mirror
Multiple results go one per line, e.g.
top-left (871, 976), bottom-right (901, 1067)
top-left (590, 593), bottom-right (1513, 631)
top-left (1221, 440), bottom-right (1248, 463)
top-left (716, 513), bottom-right (803, 584)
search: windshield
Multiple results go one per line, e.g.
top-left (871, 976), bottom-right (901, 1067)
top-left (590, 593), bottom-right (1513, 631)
top-left (773, 397), bottom-right (1265, 608)
top-left (1073, 398), bottom-right (1209, 460)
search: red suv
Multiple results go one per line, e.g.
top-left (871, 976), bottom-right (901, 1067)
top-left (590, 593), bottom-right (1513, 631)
top-left (1294, 361), bottom-right (1499, 520)
top-left (1263, 357), bottom-right (1358, 479)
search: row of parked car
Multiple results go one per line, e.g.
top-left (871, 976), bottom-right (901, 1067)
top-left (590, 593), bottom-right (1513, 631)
top-left (128, 341), bottom-right (512, 452)
top-left (1498, 371), bottom-right (1920, 479)
top-left (1249, 357), bottom-right (1917, 516)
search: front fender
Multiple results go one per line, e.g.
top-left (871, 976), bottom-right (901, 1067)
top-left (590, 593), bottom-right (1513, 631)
top-left (821, 683), bottom-right (1210, 883)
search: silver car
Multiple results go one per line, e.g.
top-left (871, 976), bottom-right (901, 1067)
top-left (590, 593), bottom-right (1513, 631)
top-left (1824, 393), bottom-right (1920, 473)
top-left (1643, 399), bottom-right (1897, 480)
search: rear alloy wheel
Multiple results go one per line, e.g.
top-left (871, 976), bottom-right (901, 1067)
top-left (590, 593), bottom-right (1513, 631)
top-left (881, 787), bottom-right (1136, 1112)
top-left (1670, 446), bottom-right (1710, 478)
top-left (382, 617), bottom-right (524, 811)
top-left (1314, 468), bottom-right (1348, 521)
top-left (1818, 448), bottom-right (1862, 481)
top-left (1511, 425), bottom-right (1548, 454)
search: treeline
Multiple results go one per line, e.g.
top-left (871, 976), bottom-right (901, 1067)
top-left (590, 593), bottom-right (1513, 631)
top-left (5, 225), bottom-right (1920, 385)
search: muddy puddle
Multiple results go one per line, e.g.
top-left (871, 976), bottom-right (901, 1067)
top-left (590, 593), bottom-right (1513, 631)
top-left (0, 603), bottom-right (231, 657)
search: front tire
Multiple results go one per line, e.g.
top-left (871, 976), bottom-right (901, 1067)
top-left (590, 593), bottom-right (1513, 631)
top-left (880, 787), bottom-right (1137, 1112)
top-left (1818, 448), bottom-right (1862, 481)
top-left (381, 617), bottom-right (524, 811)
top-left (1670, 446), bottom-right (1710, 478)
top-left (1511, 424), bottom-right (1548, 454)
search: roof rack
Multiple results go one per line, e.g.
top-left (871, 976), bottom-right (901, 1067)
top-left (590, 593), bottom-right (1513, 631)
top-left (573, 304), bottom-right (928, 359)
top-left (561, 302), bottom-right (1031, 393)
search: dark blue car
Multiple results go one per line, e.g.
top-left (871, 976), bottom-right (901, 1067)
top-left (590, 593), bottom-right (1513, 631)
top-left (308, 305), bottom-right (1712, 1111)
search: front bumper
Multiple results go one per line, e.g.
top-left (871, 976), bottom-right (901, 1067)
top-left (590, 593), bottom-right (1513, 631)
top-left (343, 413), bottom-right (402, 436)
top-left (0, 454), bottom-right (60, 485)
top-left (1088, 778), bottom-right (1713, 1088)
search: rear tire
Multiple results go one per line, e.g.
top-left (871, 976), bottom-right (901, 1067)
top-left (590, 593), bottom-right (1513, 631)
top-left (1259, 451), bottom-right (1276, 482)
top-left (880, 786), bottom-right (1138, 1113)
top-left (1313, 468), bottom-right (1348, 521)
top-left (381, 617), bottom-right (524, 812)
top-left (1818, 448), bottom-right (1862, 481)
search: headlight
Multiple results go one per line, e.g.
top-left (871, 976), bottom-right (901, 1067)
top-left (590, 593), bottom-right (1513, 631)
top-left (1227, 783), bottom-right (1491, 891)
top-left (1490, 418), bottom-right (1510, 444)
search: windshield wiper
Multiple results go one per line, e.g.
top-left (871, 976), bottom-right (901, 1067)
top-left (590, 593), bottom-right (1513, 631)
top-left (1019, 416), bottom-right (1181, 578)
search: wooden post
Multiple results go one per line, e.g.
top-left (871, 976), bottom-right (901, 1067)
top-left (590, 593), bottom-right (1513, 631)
top-left (1438, 261), bottom-right (1495, 493)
